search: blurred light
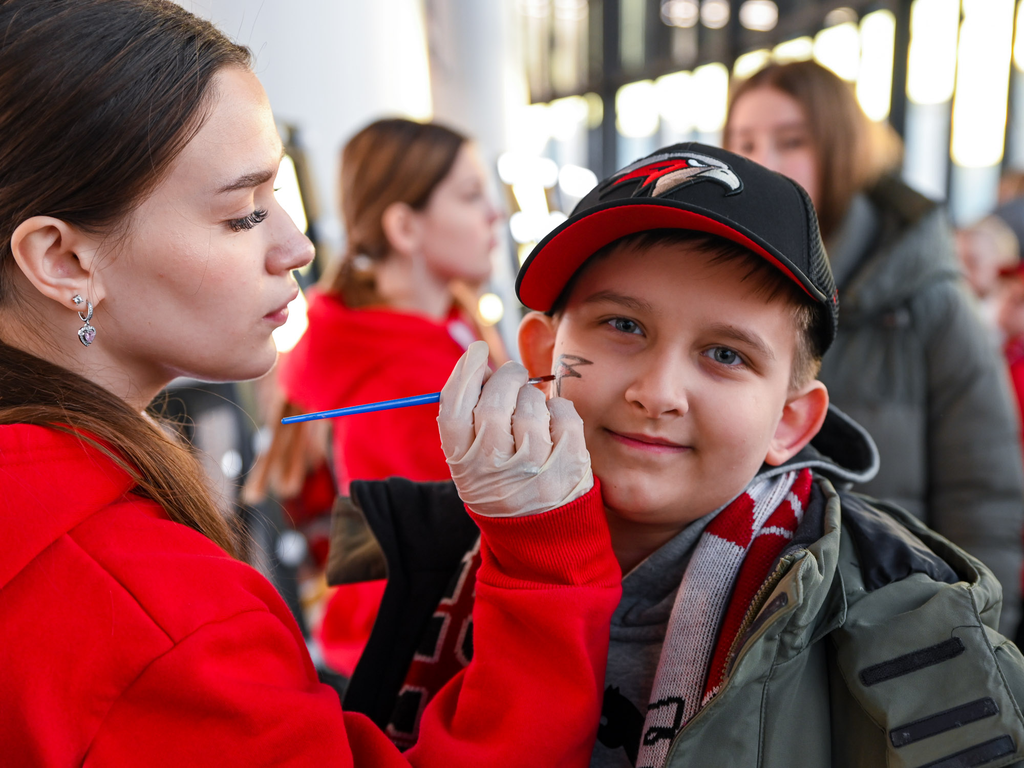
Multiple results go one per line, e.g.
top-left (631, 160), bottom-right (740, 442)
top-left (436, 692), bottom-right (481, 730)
top-left (616, 80), bottom-right (660, 138)
top-left (739, 0), bottom-right (777, 31)
top-left (1015, 0), bottom-right (1024, 69)
top-left (518, 0), bottom-right (551, 18)
top-left (273, 289), bottom-right (309, 353)
top-left (220, 449), bottom-right (242, 480)
top-left (549, 95), bottom-right (589, 141)
top-left (508, 102), bottom-right (552, 156)
top-left (554, 0), bottom-right (588, 20)
top-left (813, 22), bottom-right (860, 81)
top-left (656, 71), bottom-right (695, 132)
top-left (772, 37), bottom-right (813, 64)
top-left (512, 183), bottom-right (551, 217)
top-left (497, 153), bottom-right (559, 188)
top-left (701, 0), bottom-right (730, 29)
top-left (857, 10), bottom-right (896, 121)
top-left (509, 210), bottom-right (566, 243)
top-left (386, 0), bottom-right (433, 120)
top-left (558, 164), bottom-right (599, 198)
top-left (518, 242), bottom-right (537, 266)
top-left (951, 0), bottom-right (1015, 167)
top-left (907, 0), bottom-right (960, 104)
top-left (824, 7), bottom-right (858, 26)
top-left (661, 0), bottom-right (699, 28)
top-left (692, 63), bottom-right (730, 132)
top-left (478, 293), bottom-right (506, 325)
top-left (733, 49), bottom-right (771, 79)
top-left (275, 155), bottom-right (308, 234)
top-left (584, 92), bottom-right (604, 129)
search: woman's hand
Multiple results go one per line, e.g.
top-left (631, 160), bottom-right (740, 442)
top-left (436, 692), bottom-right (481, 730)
top-left (437, 341), bottom-right (593, 517)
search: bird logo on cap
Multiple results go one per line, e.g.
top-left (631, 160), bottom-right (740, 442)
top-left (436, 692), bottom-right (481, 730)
top-left (603, 150), bottom-right (743, 199)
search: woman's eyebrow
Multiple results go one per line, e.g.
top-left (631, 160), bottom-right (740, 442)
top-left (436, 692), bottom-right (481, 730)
top-left (216, 148), bottom-right (287, 194)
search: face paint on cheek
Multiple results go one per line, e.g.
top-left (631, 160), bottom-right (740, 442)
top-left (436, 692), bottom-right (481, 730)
top-left (554, 354), bottom-right (594, 397)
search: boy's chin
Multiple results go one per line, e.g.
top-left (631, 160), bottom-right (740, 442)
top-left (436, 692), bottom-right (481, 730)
top-left (599, 483), bottom-right (706, 530)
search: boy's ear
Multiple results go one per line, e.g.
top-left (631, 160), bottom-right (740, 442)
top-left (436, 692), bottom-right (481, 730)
top-left (380, 201), bottom-right (422, 257)
top-left (518, 311), bottom-right (558, 378)
top-left (764, 380), bottom-right (829, 466)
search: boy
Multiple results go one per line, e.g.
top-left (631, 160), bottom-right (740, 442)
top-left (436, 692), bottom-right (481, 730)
top-left (332, 144), bottom-right (1024, 767)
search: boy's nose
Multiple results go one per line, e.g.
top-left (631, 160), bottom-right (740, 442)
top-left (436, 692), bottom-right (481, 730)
top-left (624, 353), bottom-right (689, 419)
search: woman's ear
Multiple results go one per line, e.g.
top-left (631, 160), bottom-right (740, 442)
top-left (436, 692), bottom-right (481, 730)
top-left (380, 201), bottom-right (421, 257)
top-left (764, 380), bottom-right (829, 466)
top-left (9, 216), bottom-right (105, 305)
top-left (518, 311), bottom-right (558, 379)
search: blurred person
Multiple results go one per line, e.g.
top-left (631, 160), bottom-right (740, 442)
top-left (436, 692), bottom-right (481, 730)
top-left (956, 215), bottom-right (1020, 303)
top-left (955, 214), bottom-right (1020, 331)
top-left (246, 118), bottom-right (507, 678)
top-left (726, 60), bottom-right (1024, 635)
top-left (0, 1), bottom-right (621, 765)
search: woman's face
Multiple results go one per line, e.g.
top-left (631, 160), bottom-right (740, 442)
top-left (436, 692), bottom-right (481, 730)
top-left (415, 144), bottom-right (499, 285)
top-left (726, 87), bottom-right (821, 209)
top-left (94, 67), bottom-right (313, 391)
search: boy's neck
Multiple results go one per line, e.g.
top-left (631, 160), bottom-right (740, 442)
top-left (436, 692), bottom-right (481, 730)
top-left (604, 508), bottom-right (698, 574)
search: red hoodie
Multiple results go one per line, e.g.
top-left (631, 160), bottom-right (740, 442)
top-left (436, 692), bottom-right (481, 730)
top-left (279, 290), bottom-right (477, 491)
top-left (0, 424), bottom-right (619, 767)
top-left (277, 291), bottom-right (480, 674)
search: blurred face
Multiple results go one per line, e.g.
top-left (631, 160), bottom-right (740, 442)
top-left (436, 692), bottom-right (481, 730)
top-left (527, 244), bottom-right (807, 543)
top-left (727, 87), bottom-right (821, 209)
top-left (997, 276), bottom-right (1024, 340)
top-left (94, 67), bottom-right (313, 387)
top-left (415, 144), bottom-right (499, 285)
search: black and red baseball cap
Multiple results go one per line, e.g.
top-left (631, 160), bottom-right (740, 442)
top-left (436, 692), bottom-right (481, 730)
top-left (515, 142), bottom-right (839, 354)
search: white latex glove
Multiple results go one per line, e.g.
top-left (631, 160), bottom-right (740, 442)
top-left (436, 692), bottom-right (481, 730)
top-left (438, 340), bottom-right (593, 517)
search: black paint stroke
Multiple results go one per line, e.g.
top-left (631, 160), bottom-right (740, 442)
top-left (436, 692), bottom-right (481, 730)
top-left (555, 354), bottom-right (594, 397)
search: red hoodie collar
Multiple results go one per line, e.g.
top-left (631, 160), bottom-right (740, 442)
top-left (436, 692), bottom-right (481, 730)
top-left (0, 424), bottom-right (136, 588)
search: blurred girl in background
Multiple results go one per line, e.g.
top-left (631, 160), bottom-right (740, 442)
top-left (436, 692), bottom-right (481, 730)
top-left (248, 118), bottom-right (507, 676)
top-left (725, 60), bottom-right (1024, 634)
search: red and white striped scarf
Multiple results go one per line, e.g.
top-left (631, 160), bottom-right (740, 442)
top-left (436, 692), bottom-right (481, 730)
top-left (637, 468), bottom-right (813, 768)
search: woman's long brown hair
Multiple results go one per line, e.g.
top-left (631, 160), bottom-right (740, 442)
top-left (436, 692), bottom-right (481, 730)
top-left (0, 0), bottom-right (253, 556)
top-left (328, 118), bottom-right (467, 307)
top-left (725, 60), bottom-right (900, 240)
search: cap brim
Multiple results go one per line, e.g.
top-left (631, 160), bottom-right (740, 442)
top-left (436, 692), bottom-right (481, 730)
top-left (516, 199), bottom-right (823, 311)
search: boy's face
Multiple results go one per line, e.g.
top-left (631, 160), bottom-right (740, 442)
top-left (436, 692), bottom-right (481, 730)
top-left (519, 241), bottom-right (828, 556)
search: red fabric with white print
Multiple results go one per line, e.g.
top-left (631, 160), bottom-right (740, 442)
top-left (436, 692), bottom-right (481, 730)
top-left (637, 468), bottom-right (812, 768)
top-left (385, 539), bottom-right (482, 750)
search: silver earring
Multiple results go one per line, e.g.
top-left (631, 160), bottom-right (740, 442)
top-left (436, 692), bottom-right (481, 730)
top-left (72, 295), bottom-right (96, 347)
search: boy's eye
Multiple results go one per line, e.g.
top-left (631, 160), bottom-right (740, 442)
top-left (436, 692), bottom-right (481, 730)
top-left (707, 346), bottom-right (743, 366)
top-left (608, 317), bottom-right (642, 335)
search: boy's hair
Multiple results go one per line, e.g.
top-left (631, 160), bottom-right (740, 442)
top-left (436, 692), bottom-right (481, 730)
top-left (549, 229), bottom-right (822, 388)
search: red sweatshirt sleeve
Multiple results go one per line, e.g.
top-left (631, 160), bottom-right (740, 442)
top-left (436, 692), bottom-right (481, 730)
top-left (85, 483), bottom-right (619, 767)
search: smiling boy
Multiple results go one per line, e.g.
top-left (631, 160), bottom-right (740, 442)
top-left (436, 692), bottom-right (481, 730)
top-left (334, 144), bottom-right (1024, 768)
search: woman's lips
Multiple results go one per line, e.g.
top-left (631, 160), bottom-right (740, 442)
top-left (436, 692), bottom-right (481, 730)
top-left (264, 289), bottom-right (299, 325)
top-left (606, 429), bottom-right (690, 454)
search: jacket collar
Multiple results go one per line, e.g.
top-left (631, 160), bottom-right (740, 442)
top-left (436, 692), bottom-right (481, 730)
top-left (0, 424), bottom-right (135, 588)
top-left (758, 404), bottom-right (880, 489)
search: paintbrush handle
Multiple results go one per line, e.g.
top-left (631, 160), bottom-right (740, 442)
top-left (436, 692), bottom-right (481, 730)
top-left (281, 376), bottom-right (555, 425)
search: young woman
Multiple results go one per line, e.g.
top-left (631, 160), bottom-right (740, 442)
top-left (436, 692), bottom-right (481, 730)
top-left (0, 1), bottom-right (618, 765)
top-left (725, 60), bottom-right (1024, 635)
top-left (248, 118), bottom-right (508, 676)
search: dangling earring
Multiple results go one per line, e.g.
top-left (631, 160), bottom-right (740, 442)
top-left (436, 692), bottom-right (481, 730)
top-left (72, 295), bottom-right (96, 347)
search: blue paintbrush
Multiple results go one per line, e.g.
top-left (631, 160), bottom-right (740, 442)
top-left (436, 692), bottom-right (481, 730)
top-left (281, 375), bottom-right (556, 424)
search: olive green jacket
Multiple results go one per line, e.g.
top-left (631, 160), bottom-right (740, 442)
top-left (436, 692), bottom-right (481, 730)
top-left (664, 474), bottom-right (1024, 768)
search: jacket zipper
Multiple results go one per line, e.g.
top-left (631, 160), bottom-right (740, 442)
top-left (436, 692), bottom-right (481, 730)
top-left (660, 553), bottom-right (802, 761)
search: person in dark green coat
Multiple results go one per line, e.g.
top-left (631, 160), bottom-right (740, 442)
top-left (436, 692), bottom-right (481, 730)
top-left (727, 60), bottom-right (1024, 637)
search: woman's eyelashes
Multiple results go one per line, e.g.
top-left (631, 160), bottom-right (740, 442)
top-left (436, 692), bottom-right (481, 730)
top-left (229, 208), bottom-right (268, 232)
